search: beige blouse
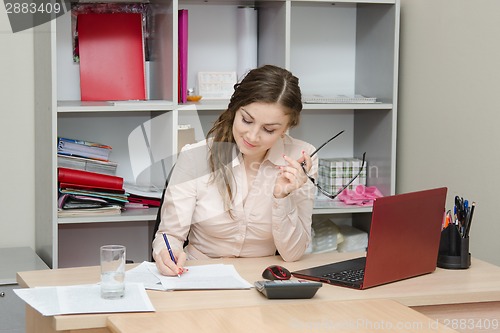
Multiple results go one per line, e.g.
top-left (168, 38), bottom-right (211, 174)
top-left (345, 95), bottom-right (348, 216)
top-left (152, 134), bottom-right (318, 262)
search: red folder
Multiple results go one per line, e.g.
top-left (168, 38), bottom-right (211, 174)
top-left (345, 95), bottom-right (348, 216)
top-left (58, 168), bottom-right (124, 191)
top-left (178, 9), bottom-right (188, 103)
top-left (128, 196), bottom-right (161, 207)
top-left (59, 183), bottom-right (125, 194)
top-left (78, 13), bottom-right (146, 101)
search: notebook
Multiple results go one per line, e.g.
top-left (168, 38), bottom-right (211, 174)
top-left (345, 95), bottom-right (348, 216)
top-left (292, 187), bottom-right (447, 289)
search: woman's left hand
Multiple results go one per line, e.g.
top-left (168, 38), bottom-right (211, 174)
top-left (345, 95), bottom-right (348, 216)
top-left (273, 151), bottom-right (312, 198)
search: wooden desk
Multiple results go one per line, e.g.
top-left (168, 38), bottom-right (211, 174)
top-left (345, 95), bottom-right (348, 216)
top-left (107, 299), bottom-right (458, 333)
top-left (17, 252), bottom-right (500, 333)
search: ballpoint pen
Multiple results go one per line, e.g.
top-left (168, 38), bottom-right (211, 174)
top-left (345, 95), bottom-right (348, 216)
top-left (162, 233), bottom-right (181, 277)
top-left (462, 200), bottom-right (469, 236)
top-left (464, 202), bottom-right (475, 238)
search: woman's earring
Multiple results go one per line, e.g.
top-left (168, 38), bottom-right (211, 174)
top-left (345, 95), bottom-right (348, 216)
top-left (281, 133), bottom-right (285, 138)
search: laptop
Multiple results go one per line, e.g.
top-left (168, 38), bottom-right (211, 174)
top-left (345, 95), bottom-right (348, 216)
top-left (292, 187), bottom-right (447, 289)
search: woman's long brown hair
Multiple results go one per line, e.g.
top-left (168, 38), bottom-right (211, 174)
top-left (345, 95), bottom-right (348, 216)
top-left (206, 65), bottom-right (303, 215)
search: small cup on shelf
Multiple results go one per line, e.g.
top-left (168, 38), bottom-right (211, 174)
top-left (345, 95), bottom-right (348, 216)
top-left (187, 87), bottom-right (202, 102)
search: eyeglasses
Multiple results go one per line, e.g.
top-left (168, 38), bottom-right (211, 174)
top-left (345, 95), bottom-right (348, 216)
top-left (301, 130), bottom-right (366, 200)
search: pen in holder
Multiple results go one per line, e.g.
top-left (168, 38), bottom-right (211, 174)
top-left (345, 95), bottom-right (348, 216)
top-left (437, 224), bottom-right (471, 269)
top-left (437, 197), bottom-right (475, 269)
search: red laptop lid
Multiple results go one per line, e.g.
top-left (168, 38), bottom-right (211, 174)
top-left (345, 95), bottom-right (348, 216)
top-left (362, 187), bottom-right (447, 289)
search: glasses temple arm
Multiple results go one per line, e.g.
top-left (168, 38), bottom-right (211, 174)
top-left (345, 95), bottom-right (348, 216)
top-left (310, 130), bottom-right (345, 158)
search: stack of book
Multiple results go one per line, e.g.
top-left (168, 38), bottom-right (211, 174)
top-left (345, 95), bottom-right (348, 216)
top-left (58, 155), bottom-right (118, 176)
top-left (57, 137), bottom-right (117, 175)
top-left (57, 167), bottom-right (128, 217)
top-left (123, 183), bottom-right (163, 209)
top-left (57, 137), bottom-right (112, 161)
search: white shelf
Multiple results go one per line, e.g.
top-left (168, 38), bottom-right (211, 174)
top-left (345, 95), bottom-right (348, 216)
top-left (185, 101), bottom-right (394, 111)
top-left (56, 204), bottom-right (372, 224)
top-left (313, 200), bottom-right (373, 214)
top-left (302, 103), bottom-right (393, 110)
top-left (58, 100), bottom-right (175, 113)
top-left (58, 208), bottom-right (158, 225)
top-left (178, 99), bottom-right (230, 111)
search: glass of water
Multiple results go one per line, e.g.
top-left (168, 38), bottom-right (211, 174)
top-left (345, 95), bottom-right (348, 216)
top-left (100, 245), bottom-right (126, 299)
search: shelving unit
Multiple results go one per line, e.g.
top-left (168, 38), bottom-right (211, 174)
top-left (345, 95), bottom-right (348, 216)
top-left (34, 0), bottom-right (400, 268)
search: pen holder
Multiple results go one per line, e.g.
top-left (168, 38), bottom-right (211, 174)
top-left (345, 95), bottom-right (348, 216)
top-left (437, 225), bottom-right (471, 269)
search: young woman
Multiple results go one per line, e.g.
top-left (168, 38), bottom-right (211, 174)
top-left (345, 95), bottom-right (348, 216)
top-left (153, 65), bottom-right (318, 276)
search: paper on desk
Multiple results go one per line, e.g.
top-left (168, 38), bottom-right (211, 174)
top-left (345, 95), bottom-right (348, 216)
top-left (126, 262), bottom-right (253, 290)
top-left (14, 283), bottom-right (155, 316)
top-left (125, 261), bottom-right (165, 290)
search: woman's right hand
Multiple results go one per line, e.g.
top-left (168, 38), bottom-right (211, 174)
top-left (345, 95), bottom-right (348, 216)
top-left (154, 247), bottom-right (188, 276)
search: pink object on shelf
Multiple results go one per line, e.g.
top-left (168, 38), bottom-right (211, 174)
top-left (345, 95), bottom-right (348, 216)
top-left (178, 9), bottom-right (188, 103)
top-left (337, 185), bottom-right (383, 206)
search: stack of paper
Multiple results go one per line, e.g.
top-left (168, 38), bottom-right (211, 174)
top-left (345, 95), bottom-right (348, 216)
top-left (57, 137), bottom-right (112, 161)
top-left (123, 183), bottom-right (163, 209)
top-left (125, 262), bottom-right (253, 291)
top-left (14, 283), bottom-right (154, 316)
top-left (58, 154), bottom-right (118, 176)
top-left (15, 263), bottom-right (253, 317)
top-left (336, 225), bottom-right (368, 253)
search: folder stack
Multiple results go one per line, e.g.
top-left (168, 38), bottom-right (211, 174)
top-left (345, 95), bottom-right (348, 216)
top-left (57, 168), bottom-right (128, 217)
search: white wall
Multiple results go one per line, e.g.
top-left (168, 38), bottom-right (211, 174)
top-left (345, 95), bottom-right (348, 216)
top-left (1, 1), bottom-right (499, 266)
top-left (0, 10), bottom-right (35, 248)
top-left (398, 0), bottom-right (500, 266)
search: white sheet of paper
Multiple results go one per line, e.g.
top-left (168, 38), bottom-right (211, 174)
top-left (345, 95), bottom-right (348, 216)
top-left (125, 261), bottom-right (165, 290)
top-left (14, 283), bottom-right (155, 316)
top-left (150, 263), bottom-right (253, 290)
top-left (127, 262), bottom-right (253, 290)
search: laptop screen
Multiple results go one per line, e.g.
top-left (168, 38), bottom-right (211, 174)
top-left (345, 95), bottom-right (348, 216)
top-left (362, 187), bottom-right (447, 288)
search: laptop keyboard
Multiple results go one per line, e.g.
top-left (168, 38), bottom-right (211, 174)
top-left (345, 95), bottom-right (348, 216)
top-left (323, 268), bottom-right (365, 283)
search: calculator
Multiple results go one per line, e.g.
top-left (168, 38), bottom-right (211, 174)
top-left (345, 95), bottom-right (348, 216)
top-left (254, 280), bottom-right (322, 299)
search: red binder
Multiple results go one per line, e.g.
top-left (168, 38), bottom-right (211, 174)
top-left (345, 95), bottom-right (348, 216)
top-left (58, 168), bottom-right (124, 191)
top-left (178, 9), bottom-right (188, 103)
top-left (59, 183), bottom-right (125, 194)
top-left (78, 13), bottom-right (146, 101)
